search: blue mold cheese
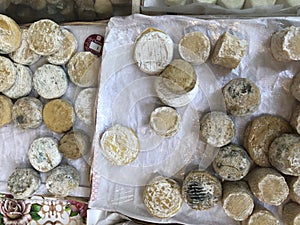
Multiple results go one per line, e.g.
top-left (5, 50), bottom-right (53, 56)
top-left (199, 111), bottom-right (235, 147)
top-left (133, 28), bottom-right (174, 75)
top-left (182, 171), bottom-right (222, 210)
top-left (28, 137), bottom-right (62, 172)
top-left (0, 95), bottom-right (12, 127)
top-left (3, 64), bottom-right (32, 99)
top-left (33, 64), bottom-right (68, 99)
top-left (222, 78), bottom-right (261, 116)
top-left (222, 181), bottom-right (254, 221)
top-left (247, 167), bottom-right (289, 206)
top-left (12, 97), bottom-right (43, 129)
top-left (0, 56), bottom-right (17, 92)
top-left (282, 202), bottom-right (300, 225)
top-left (212, 144), bottom-right (251, 181)
top-left (47, 28), bottom-right (78, 65)
top-left (7, 168), bottom-right (41, 199)
top-left (100, 124), bottom-right (140, 166)
top-left (28, 19), bottom-right (64, 56)
top-left (269, 133), bottom-right (300, 176)
top-left (9, 29), bottom-right (40, 65)
top-left (243, 207), bottom-right (280, 225)
top-left (212, 32), bottom-right (248, 69)
top-left (143, 176), bottom-right (183, 218)
top-left (46, 165), bottom-right (79, 197)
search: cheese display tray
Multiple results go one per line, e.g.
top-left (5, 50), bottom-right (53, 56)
top-left (90, 14), bottom-right (300, 224)
top-left (0, 22), bottom-right (106, 199)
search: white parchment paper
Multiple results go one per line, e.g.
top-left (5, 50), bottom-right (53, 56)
top-left (90, 14), bottom-right (300, 224)
top-left (0, 23), bottom-right (106, 198)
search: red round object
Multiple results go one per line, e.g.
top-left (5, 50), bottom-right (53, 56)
top-left (84, 34), bottom-right (104, 57)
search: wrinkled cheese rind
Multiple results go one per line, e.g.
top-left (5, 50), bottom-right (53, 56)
top-left (247, 167), bottom-right (289, 206)
top-left (199, 111), bottom-right (235, 147)
top-left (269, 133), bottom-right (300, 176)
top-left (7, 168), bottom-right (41, 199)
top-left (75, 88), bottom-right (97, 125)
top-left (182, 171), bottom-right (222, 210)
top-left (28, 137), bottom-right (62, 172)
top-left (143, 176), bottom-right (183, 218)
top-left (100, 124), bottom-right (140, 166)
top-left (291, 72), bottom-right (300, 102)
top-left (288, 176), bottom-right (300, 204)
top-left (0, 95), bottom-right (12, 127)
top-left (0, 56), bottom-right (17, 92)
top-left (244, 115), bottom-right (292, 167)
top-left (46, 165), bottom-right (79, 197)
top-left (244, 208), bottom-right (280, 225)
top-left (283, 202), bottom-right (300, 225)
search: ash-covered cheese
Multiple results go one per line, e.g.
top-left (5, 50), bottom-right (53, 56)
top-left (58, 130), bottom-right (90, 159)
top-left (243, 208), bottom-right (280, 225)
top-left (47, 28), bottom-right (78, 65)
top-left (269, 133), bottom-right (300, 176)
top-left (217, 0), bottom-right (245, 9)
top-left (28, 137), bottom-right (62, 173)
top-left (74, 88), bottom-right (97, 126)
top-left (178, 31), bottom-right (211, 65)
top-left (164, 0), bottom-right (186, 5)
top-left (222, 78), bottom-right (261, 116)
top-left (212, 144), bottom-right (251, 181)
top-left (134, 28), bottom-right (174, 75)
top-left (3, 64), bottom-right (32, 99)
top-left (7, 168), bottom-right (41, 199)
top-left (222, 181), bottom-right (254, 221)
top-left (212, 32), bottom-right (248, 69)
top-left (277, 0), bottom-right (300, 7)
top-left (33, 64), bottom-right (68, 99)
top-left (150, 106), bottom-right (181, 138)
top-left (182, 171), bottom-right (222, 210)
top-left (0, 95), bottom-right (12, 127)
top-left (143, 176), bottom-right (183, 218)
top-left (291, 72), bottom-right (300, 102)
top-left (0, 56), bottom-right (17, 92)
top-left (271, 26), bottom-right (300, 62)
top-left (283, 202), bottom-right (300, 225)
top-left (288, 176), bottom-right (300, 204)
top-left (28, 19), bottom-right (64, 56)
top-left (43, 99), bottom-right (74, 133)
top-left (160, 59), bottom-right (197, 94)
top-left (100, 124), bottom-right (140, 166)
top-left (247, 167), bottom-right (289, 206)
top-left (67, 51), bottom-right (100, 87)
top-left (199, 111), bottom-right (235, 147)
top-left (46, 165), bottom-right (79, 197)
top-left (12, 97), bottom-right (43, 129)
top-left (0, 14), bottom-right (22, 54)
top-left (244, 0), bottom-right (276, 8)
top-left (244, 115), bottom-right (292, 167)
top-left (9, 29), bottom-right (40, 65)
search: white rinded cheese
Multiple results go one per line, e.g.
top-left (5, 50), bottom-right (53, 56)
top-left (247, 167), bottom-right (289, 206)
top-left (150, 106), bottom-right (181, 138)
top-left (283, 202), bottom-right (300, 225)
top-left (28, 19), bottom-right (64, 56)
top-left (9, 29), bottom-right (40, 65)
top-left (243, 208), bottom-right (280, 225)
top-left (12, 97), bottom-right (43, 129)
top-left (288, 176), bottom-right (300, 204)
top-left (143, 176), bottom-right (183, 218)
top-left (33, 64), bottom-right (68, 99)
top-left (47, 28), bottom-right (78, 65)
top-left (3, 64), bottom-right (32, 99)
top-left (0, 14), bottom-right (22, 54)
top-left (46, 165), bottom-right (79, 197)
top-left (0, 56), bottom-right (17, 92)
top-left (182, 171), bottom-right (222, 210)
top-left (75, 88), bottom-right (97, 125)
top-left (178, 32), bottom-right (211, 65)
top-left (222, 181), bottom-right (254, 221)
top-left (277, 0), bottom-right (300, 7)
top-left (244, 0), bottom-right (276, 8)
top-left (291, 72), bottom-right (300, 102)
top-left (164, 0), bottom-right (186, 5)
top-left (0, 95), bottom-right (12, 127)
top-left (199, 111), bottom-right (235, 147)
top-left (28, 137), bottom-right (62, 172)
top-left (290, 104), bottom-right (300, 134)
top-left (271, 26), bottom-right (300, 62)
top-left (217, 0), bottom-right (245, 9)
top-left (134, 28), bottom-right (174, 75)
top-left (212, 32), bottom-right (248, 69)
top-left (100, 124), bottom-right (140, 166)
top-left (7, 168), bottom-right (41, 199)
